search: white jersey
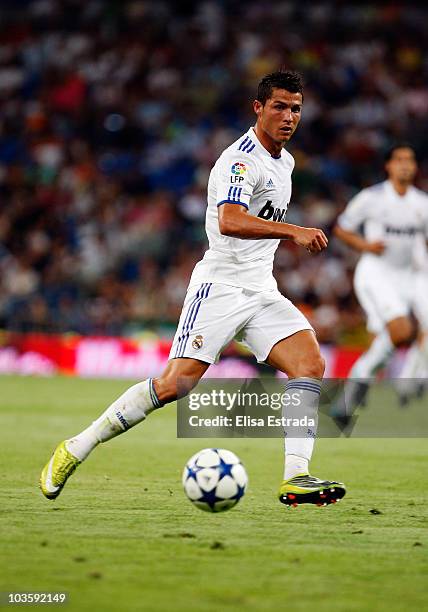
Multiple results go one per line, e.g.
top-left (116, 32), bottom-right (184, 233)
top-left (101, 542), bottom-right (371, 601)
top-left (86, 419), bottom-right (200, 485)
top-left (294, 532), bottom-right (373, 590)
top-left (337, 180), bottom-right (428, 271)
top-left (189, 127), bottom-right (295, 292)
top-left (414, 236), bottom-right (428, 272)
top-left (412, 188), bottom-right (428, 331)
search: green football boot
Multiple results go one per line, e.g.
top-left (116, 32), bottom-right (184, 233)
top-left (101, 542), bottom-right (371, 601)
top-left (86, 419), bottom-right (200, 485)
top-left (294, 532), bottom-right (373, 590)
top-left (40, 441), bottom-right (81, 500)
top-left (279, 474), bottom-right (346, 507)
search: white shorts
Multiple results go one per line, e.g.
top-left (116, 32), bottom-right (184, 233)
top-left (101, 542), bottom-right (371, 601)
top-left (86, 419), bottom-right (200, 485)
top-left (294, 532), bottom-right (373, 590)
top-left (413, 272), bottom-right (428, 332)
top-left (169, 283), bottom-right (313, 364)
top-left (354, 259), bottom-right (413, 334)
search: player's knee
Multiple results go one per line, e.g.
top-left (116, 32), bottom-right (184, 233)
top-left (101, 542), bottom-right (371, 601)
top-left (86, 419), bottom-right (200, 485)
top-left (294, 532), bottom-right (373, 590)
top-left (389, 318), bottom-right (415, 347)
top-left (154, 374), bottom-right (200, 404)
top-left (394, 332), bottom-right (412, 348)
top-left (153, 375), bottom-right (179, 404)
top-left (306, 353), bottom-right (325, 379)
top-left (288, 352), bottom-right (325, 379)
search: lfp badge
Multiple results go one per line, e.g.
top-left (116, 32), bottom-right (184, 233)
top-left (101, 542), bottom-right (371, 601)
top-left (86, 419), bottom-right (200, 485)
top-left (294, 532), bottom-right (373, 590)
top-left (231, 162), bottom-right (247, 176)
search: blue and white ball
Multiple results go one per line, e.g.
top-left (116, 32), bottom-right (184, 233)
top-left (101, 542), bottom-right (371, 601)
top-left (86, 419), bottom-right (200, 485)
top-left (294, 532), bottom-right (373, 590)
top-left (182, 448), bottom-right (248, 513)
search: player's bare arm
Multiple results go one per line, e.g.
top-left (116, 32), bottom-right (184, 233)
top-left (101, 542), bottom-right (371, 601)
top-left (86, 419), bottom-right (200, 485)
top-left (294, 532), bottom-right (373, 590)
top-left (218, 203), bottom-right (328, 252)
top-left (333, 224), bottom-right (385, 254)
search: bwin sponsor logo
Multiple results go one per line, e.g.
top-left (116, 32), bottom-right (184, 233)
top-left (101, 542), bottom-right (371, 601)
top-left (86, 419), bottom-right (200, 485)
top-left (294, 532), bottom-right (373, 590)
top-left (116, 411), bottom-right (130, 430)
top-left (384, 225), bottom-right (420, 237)
top-left (257, 200), bottom-right (286, 222)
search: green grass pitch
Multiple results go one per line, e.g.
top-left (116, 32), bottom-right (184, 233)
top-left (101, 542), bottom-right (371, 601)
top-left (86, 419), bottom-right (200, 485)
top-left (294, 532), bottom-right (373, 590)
top-left (0, 375), bottom-right (427, 612)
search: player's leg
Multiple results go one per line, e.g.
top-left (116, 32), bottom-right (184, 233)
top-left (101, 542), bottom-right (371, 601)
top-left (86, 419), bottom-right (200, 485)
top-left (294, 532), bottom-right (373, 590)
top-left (351, 316), bottom-right (413, 395)
top-left (332, 316), bottom-right (414, 425)
top-left (40, 358), bottom-right (209, 500)
top-left (266, 331), bottom-right (345, 506)
top-left (240, 292), bottom-right (345, 506)
top-left (267, 329), bottom-right (323, 479)
top-left (396, 330), bottom-right (428, 404)
top-left (411, 275), bottom-right (428, 391)
top-left (335, 265), bottom-right (415, 420)
top-left (349, 328), bottom-right (395, 379)
top-left (396, 339), bottom-right (423, 405)
top-left (40, 283), bottom-right (247, 499)
top-left (67, 357), bottom-right (209, 461)
top-left (398, 274), bottom-right (428, 403)
top-left (40, 281), bottom-right (217, 499)
top-left (415, 332), bottom-right (428, 396)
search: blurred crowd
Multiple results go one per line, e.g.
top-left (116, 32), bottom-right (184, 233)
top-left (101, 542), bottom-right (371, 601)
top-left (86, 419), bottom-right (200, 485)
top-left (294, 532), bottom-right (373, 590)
top-left (1, 0), bottom-right (428, 344)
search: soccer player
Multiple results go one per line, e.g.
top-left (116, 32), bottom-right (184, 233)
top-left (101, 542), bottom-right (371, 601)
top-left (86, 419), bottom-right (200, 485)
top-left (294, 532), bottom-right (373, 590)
top-left (40, 71), bottom-right (346, 507)
top-left (333, 144), bottom-right (428, 415)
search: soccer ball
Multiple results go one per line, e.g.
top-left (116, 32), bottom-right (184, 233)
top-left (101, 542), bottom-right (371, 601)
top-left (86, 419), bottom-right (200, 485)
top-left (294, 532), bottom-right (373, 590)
top-left (182, 448), bottom-right (248, 513)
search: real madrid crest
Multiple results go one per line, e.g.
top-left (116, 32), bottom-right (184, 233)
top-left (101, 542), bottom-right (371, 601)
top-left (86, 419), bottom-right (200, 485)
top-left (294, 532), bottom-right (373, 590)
top-left (192, 335), bottom-right (204, 350)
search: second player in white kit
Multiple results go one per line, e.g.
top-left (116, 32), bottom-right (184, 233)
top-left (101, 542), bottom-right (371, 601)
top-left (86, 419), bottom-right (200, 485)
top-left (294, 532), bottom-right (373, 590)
top-left (338, 179), bottom-right (428, 335)
top-left (334, 144), bottom-right (428, 409)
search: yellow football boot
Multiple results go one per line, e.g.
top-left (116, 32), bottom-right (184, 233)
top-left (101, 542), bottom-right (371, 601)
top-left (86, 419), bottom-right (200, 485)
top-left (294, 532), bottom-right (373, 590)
top-left (40, 441), bottom-right (81, 500)
top-left (279, 474), bottom-right (346, 507)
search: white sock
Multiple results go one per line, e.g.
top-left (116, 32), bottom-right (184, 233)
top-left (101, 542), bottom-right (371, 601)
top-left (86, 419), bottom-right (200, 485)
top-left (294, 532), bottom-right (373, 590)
top-left (400, 343), bottom-right (422, 379)
top-left (396, 336), bottom-right (428, 395)
top-left (283, 378), bottom-right (320, 480)
top-left (284, 454), bottom-right (309, 480)
top-left (332, 330), bottom-right (394, 420)
top-left (416, 334), bottom-right (428, 377)
top-left (350, 330), bottom-right (394, 378)
top-left (66, 379), bottom-right (162, 461)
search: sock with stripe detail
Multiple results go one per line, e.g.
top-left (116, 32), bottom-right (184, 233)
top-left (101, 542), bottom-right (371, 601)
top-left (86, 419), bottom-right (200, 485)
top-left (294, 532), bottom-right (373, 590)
top-left (66, 379), bottom-right (162, 461)
top-left (283, 377), bottom-right (321, 480)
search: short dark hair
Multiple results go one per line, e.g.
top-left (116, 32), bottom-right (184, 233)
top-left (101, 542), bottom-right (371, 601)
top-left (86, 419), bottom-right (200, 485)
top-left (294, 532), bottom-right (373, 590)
top-left (257, 71), bottom-right (304, 105)
top-left (384, 143), bottom-right (416, 162)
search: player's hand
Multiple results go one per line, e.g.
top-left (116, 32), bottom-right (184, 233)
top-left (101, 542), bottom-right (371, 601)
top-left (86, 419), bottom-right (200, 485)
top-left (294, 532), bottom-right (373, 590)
top-left (292, 227), bottom-right (328, 253)
top-left (365, 241), bottom-right (385, 255)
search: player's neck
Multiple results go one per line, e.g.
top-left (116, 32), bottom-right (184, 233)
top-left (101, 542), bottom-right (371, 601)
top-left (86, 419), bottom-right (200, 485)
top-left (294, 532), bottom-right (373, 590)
top-left (253, 125), bottom-right (283, 158)
top-left (389, 179), bottom-right (411, 197)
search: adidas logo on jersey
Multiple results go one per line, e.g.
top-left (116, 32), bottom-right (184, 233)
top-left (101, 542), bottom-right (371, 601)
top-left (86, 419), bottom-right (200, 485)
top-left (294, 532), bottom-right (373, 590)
top-left (266, 178), bottom-right (275, 188)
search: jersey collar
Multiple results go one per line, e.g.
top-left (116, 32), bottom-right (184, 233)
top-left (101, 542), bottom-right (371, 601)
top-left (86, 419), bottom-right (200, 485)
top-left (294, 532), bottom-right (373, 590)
top-left (249, 127), bottom-right (283, 160)
top-left (385, 179), bottom-right (414, 201)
